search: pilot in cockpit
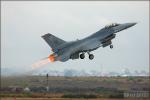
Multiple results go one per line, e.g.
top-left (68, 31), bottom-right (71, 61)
top-left (105, 23), bottom-right (120, 28)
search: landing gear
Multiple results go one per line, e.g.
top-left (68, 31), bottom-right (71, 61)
top-left (80, 52), bottom-right (94, 60)
top-left (88, 52), bottom-right (94, 60)
top-left (80, 53), bottom-right (85, 59)
top-left (110, 44), bottom-right (113, 49)
top-left (89, 54), bottom-right (94, 60)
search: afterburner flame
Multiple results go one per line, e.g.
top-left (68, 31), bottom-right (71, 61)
top-left (30, 54), bottom-right (56, 70)
top-left (49, 54), bottom-right (55, 62)
top-left (31, 58), bottom-right (50, 70)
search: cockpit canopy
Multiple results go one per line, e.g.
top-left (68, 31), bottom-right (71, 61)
top-left (104, 23), bottom-right (120, 28)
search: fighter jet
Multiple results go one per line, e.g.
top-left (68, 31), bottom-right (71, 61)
top-left (42, 23), bottom-right (136, 62)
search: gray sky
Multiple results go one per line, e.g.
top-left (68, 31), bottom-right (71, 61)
top-left (1, 1), bottom-right (149, 73)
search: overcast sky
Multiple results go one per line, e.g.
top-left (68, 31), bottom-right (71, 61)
top-left (1, 1), bottom-right (149, 74)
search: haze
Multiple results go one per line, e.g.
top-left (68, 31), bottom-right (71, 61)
top-left (1, 1), bottom-right (149, 75)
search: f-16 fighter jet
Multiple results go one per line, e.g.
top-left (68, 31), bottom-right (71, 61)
top-left (42, 23), bottom-right (136, 62)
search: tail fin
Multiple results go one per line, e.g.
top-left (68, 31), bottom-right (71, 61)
top-left (42, 33), bottom-right (66, 52)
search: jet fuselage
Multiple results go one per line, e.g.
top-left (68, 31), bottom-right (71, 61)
top-left (42, 23), bottom-right (136, 62)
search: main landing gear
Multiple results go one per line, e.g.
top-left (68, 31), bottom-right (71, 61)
top-left (80, 53), bottom-right (85, 59)
top-left (79, 52), bottom-right (94, 60)
top-left (110, 44), bottom-right (113, 49)
top-left (89, 54), bottom-right (94, 60)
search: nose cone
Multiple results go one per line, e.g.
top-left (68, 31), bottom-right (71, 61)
top-left (125, 23), bottom-right (137, 28)
top-left (114, 22), bottom-right (137, 33)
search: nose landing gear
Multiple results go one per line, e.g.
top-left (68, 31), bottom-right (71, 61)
top-left (110, 44), bottom-right (113, 49)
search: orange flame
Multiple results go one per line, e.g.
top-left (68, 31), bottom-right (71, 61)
top-left (31, 58), bottom-right (50, 70)
top-left (49, 54), bottom-right (55, 62)
top-left (30, 54), bottom-right (56, 71)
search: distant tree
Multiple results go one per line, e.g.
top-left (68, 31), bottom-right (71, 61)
top-left (64, 69), bottom-right (77, 77)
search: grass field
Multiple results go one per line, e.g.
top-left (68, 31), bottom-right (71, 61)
top-left (1, 76), bottom-right (149, 99)
top-left (1, 76), bottom-right (149, 89)
top-left (1, 98), bottom-right (150, 100)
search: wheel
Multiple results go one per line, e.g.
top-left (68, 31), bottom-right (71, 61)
top-left (89, 54), bottom-right (94, 60)
top-left (80, 53), bottom-right (85, 59)
top-left (110, 45), bottom-right (113, 49)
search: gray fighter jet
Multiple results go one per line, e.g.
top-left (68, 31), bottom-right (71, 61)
top-left (42, 23), bottom-right (136, 62)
